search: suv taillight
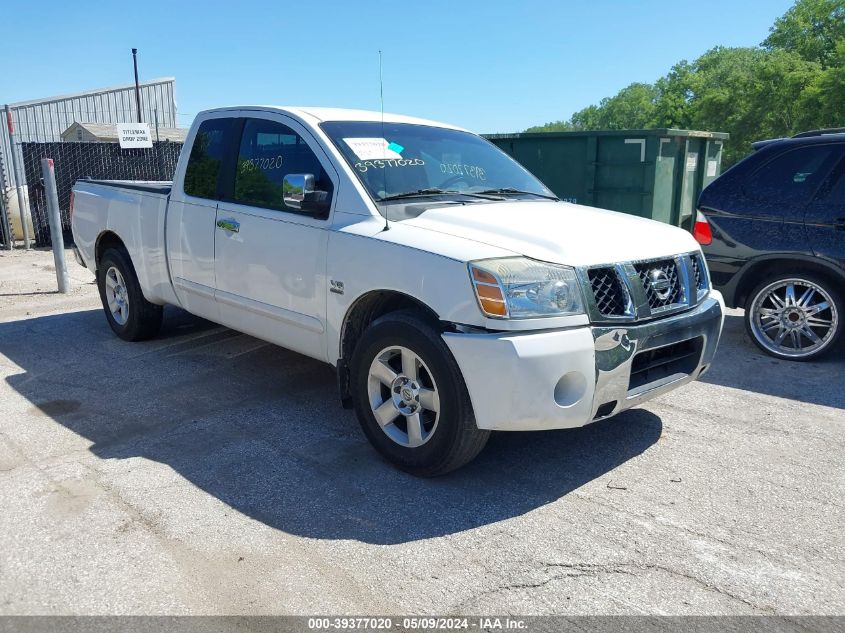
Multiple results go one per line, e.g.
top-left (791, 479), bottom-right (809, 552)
top-left (693, 210), bottom-right (712, 245)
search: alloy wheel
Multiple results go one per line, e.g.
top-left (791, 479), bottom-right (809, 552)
top-left (367, 345), bottom-right (441, 447)
top-left (104, 266), bottom-right (130, 326)
top-left (749, 278), bottom-right (838, 359)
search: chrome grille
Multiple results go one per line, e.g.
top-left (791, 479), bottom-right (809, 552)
top-left (634, 259), bottom-right (683, 309)
top-left (588, 267), bottom-right (629, 316)
top-left (689, 253), bottom-right (707, 291)
top-left (582, 252), bottom-right (706, 323)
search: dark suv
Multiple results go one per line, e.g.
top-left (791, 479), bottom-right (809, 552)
top-left (696, 130), bottom-right (845, 361)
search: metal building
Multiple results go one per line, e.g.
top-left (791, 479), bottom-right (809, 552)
top-left (60, 121), bottom-right (188, 143)
top-left (1, 77), bottom-right (177, 192)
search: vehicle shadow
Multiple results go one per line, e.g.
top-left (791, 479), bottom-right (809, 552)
top-left (1, 308), bottom-right (662, 544)
top-left (698, 312), bottom-right (845, 410)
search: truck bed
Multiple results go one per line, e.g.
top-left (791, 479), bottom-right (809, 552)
top-left (72, 178), bottom-right (177, 308)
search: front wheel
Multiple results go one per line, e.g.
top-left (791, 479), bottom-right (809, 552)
top-left (744, 273), bottom-right (842, 361)
top-left (350, 311), bottom-right (490, 476)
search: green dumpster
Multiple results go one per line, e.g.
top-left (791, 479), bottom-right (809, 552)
top-left (485, 129), bottom-right (730, 229)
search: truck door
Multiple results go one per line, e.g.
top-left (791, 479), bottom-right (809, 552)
top-left (212, 115), bottom-right (336, 361)
top-left (166, 117), bottom-right (236, 321)
top-left (804, 148), bottom-right (845, 268)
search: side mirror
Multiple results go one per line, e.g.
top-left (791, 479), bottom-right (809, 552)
top-left (283, 173), bottom-right (315, 210)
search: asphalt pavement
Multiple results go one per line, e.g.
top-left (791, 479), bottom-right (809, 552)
top-left (0, 248), bottom-right (842, 615)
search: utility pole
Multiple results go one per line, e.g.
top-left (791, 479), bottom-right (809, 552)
top-left (132, 48), bottom-right (142, 123)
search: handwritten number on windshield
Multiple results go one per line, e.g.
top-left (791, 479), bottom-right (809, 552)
top-left (440, 163), bottom-right (486, 181)
top-left (355, 158), bottom-right (426, 172)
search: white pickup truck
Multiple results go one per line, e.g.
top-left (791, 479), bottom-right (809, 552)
top-left (71, 106), bottom-right (724, 475)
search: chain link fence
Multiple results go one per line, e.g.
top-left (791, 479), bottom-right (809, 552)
top-left (18, 141), bottom-right (182, 246)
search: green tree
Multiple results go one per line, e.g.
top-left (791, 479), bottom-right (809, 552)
top-left (652, 61), bottom-right (695, 128)
top-left (569, 104), bottom-right (602, 129)
top-left (525, 84), bottom-right (658, 132)
top-left (796, 40), bottom-right (845, 127)
top-left (684, 46), bottom-right (820, 164)
top-left (524, 119), bottom-right (576, 133)
top-left (763, 0), bottom-right (845, 67)
top-left (592, 83), bottom-right (660, 129)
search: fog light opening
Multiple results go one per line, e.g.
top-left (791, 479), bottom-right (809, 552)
top-left (594, 401), bottom-right (618, 420)
top-left (554, 371), bottom-right (587, 408)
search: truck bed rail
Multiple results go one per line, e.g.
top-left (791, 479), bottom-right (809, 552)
top-left (80, 179), bottom-right (172, 196)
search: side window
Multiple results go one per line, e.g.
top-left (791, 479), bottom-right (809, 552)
top-left (183, 118), bottom-right (231, 199)
top-left (233, 118), bottom-right (333, 214)
top-left (827, 173), bottom-right (845, 206)
top-left (816, 159), bottom-right (845, 207)
top-left (745, 145), bottom-right (837, 206)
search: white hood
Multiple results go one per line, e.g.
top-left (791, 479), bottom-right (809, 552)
top-left (400, 200), bottom-right (700, 266)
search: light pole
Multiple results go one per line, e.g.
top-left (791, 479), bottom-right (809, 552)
top-left (132, 48), bottom-right (142, 123)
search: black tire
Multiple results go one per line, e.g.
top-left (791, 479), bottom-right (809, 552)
top-left (744, 271), bottom-right (843, 361)
top-left (350, 310), bottom-right (490, 476)
top-left (97, 247), bottom-right (163, 342)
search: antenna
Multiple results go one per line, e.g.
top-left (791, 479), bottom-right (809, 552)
top-left (379, 50), bottom-right (389, 232)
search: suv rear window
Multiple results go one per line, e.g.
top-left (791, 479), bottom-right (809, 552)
top-left (745, 145), bottom-right (837, 205)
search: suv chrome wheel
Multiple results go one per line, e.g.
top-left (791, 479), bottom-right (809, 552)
top-left (367, 345), bottom-right (440, 448)
top-left (749, 277), bottom-right (838, 359)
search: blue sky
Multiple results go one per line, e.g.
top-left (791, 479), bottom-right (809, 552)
top-left (2, 0), bottom-right (794, 133)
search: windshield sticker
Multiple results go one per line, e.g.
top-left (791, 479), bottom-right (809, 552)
top-left (354, 158), bottom-right (425, 172)
top-left (440, 162), bottom-right (487, 181)
top-left (344, 138), bottom-right (403, 160)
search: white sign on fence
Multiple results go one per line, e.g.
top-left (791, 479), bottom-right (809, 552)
top-left (116, 123), bottom-right (153, 149)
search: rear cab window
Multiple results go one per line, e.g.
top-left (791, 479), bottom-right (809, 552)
top-left (183, 118), bottom-right (233, 199)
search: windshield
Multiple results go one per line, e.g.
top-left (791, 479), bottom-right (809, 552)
top-left (320, 121), bottom-right (555, 205)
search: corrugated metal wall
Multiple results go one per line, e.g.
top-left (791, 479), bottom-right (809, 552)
top-left (1, 77), bottom-right (178, 190)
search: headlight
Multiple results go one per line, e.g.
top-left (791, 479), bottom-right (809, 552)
top-left (468, 257), bottom-right (585, 318)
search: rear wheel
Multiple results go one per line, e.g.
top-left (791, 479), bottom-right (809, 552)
top-left (744, 273), bottom-right (842, 361)
top-left (97, 248), bottom-right (163, 341)
top-left (350, 311), bottom-right (490, 476)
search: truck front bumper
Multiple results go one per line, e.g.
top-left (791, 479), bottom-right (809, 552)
top-left (443, 291), bottom-right (724, 431)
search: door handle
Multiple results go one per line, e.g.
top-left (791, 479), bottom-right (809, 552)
top-left (835, 218), bottom-right (845, 231)
top-left (216, 218), bottom-right (240, 233)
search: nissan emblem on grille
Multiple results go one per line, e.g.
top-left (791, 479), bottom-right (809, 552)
top-left (648, 269), bottom-right (673, 301)
top-left (635, 259), bottom-right (681, 309)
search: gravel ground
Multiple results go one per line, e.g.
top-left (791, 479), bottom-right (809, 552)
top-left (0, 248), bottom-right (842, 615)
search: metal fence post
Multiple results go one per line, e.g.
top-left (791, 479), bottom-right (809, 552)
top-left (5, 104), bottom-right (31, 249)
top-left (40, 158), bottom-right (70, 293)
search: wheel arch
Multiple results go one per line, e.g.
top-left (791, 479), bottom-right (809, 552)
top-left (94, 230), bottom-right (128, 270)
top-left (335, 290), bottom-right (444, 406)
top-left (733, 255), bottom-right (845, 308)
